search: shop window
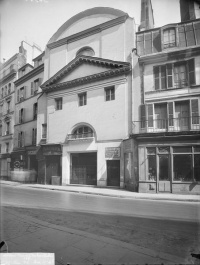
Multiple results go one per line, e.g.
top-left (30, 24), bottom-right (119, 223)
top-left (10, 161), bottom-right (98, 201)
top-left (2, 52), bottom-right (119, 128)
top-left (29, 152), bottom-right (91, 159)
top-left (173, 146), bottom-right (192, 153)
top-left (105, 86), bottom-right (115, 101)
top-left (147, 147), bottom-right (156, 181)
top-left (173, 154), bottom-right (193, 181)
top-left (153, 59), bottom-right (195, 90)
top-left (55, 98), bottom-right (62, 110)
top-left (78, 93), bottom-right (87, 106)
top-left (194, 155), bottom-right (200, 181)
top-left (163, 28), bottom-right (176, 49)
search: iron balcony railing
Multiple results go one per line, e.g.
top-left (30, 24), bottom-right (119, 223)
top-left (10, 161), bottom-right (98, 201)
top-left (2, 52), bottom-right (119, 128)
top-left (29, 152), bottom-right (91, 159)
top-left (68, 132), bottom-right (94, 140)
top-left (132, 116), bottom-right (200, 134)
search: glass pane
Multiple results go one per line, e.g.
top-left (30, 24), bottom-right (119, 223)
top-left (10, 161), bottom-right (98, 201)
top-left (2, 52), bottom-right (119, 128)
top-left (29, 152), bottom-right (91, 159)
top-left (173, 146), bottom-right (192, 153)
top-left (147, 147), bottom-right (156, 155)
top-left (158, 147), bottom-right (170, 154)
top-left (147, 155), bottom-right (156, 181)
top-left (194, 146), bottom-right (200, 153)
top-left (159, 155), bottom-right (169, 180)
top-left (194, 155), bottom-right (200, 181)
top-left (173, 155), bottom-right (192, 181)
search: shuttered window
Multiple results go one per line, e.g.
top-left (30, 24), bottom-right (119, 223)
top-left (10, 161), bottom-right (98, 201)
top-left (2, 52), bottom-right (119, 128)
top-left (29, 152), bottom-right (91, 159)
top-left (185, 23), bottom-right (195, 46)
top-left (191, 99), bottom-right (199, 125)
top-left (168, 102), bottom-right (174, 126)
top-left (140, 104), bottom-right (146, 128)
top-left (147, 104), bottom-right (153, 127)
top-left (153, 59), bottom-right (195, 90)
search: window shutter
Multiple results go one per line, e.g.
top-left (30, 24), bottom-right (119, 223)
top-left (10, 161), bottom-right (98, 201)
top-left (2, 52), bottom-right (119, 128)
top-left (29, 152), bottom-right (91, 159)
top-left (22, 132), bottom-right (25, 147)
top-left (19, 109), bottom-right (21, 124)
top-left (166, 64), bottom-right (173, 88)
top-left (22, 108), bottom-right (25, 123)
top-left (147, 104), bottom-right (153, 127)
top-left (194, 21), bottom-right (200, 45)
top-left (18, 132), bottom-right (21, 147)
top-left (145, 32), bottom-right (152, 55)
top-left (188, 59), bottom-right (195, 85)
top-left (161, 65), bottom-right (166, 89)
top-left (154, 66), bottom-right (160, 90)
top-left (185, 23), bottom-right (195, 46)
top-left (178, 25), bottom-right (186, 47)
top-left (140, 104), bottom-right (146, 129)
top-left (24, 86), bottom-right (26, 99)
top-left (17, 90), bottom-right (20, 102)
top-left (31, 82), bottom-right (34, 95)
top-left (153, 30), bottom-right (161, 53)
top-left (168, 102), bottom-right (174, 126)
top-left (191, 99), bottom-right (199, 125)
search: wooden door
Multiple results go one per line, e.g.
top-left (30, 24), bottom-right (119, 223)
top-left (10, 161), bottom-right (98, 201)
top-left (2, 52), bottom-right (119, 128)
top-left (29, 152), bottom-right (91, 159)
top-left (107, 160), bottom-right (120, 187)
top-left (46, 156), bottom-right (60, 184)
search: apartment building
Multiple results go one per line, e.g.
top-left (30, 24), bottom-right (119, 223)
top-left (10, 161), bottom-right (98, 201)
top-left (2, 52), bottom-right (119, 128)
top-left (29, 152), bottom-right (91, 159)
top-left (11, 52), bottom-right (44, 179)
top-left (0, 42), bottom-right (42, 179)
top-left (129, 0), bottom-right (200, 194)
top-left (36, 7), bottom-right (140, 188)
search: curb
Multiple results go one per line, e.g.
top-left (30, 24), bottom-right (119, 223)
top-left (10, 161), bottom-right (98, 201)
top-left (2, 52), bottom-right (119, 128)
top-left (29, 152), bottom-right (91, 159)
top-left (1, 180), bottom-right (200, 202)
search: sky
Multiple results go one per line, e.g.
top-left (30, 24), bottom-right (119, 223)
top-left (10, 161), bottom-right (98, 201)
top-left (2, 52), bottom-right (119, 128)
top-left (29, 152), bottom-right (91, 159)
top-left (0, 0), bottom-right (180, 61)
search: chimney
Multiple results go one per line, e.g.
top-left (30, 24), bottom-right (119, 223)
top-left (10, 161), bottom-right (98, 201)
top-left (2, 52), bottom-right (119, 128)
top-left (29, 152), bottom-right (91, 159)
top-left (180, 0), bottom-right (200, 22)
top-left (139, 0), bottom-right (154, 31)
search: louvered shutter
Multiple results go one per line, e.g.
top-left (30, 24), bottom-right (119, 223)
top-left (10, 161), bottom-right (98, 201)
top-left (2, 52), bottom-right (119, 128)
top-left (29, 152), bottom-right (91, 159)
top-left (166, 64), bottom-right (173, 88)
top-left (188, 59), bottom-right (195, 85)
top-left (18, 132), bottom-right (21, 147)
top-left (19, 109), bottom-right (21, 124)
top-left (31, 82), bottom-right (34, 95)
top-left (161, 65), bottom-right (166, 89)
top-left (168, 102), bottom-right (174, 126)
top-left (140, 104), bottom-right (146, 129)
top-left (147, 104), bottom-right (153, 127)
top-left (191, 99), bottom-right (199, 125)
top-left (178, 25), bottom-right (186, 47)
top-left (153, 66), bottom-right (160, 90)
top-left (185, 23), bottom-right (195, 46)
top-left (22, 132), bottom-right (25, 147)
top-left (22, 108), bottom-right (25, 123)
top-left (17, 90), bottom-right (20, 102)
top-left (145, 32), bottom-right (152, 55)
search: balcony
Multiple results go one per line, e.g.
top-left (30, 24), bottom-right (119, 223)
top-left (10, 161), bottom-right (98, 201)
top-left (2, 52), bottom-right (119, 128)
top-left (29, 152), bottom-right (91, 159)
top-left (132, 116), bottom-right (200, 134)
top-left (67, 132), bottom-right (94, 140)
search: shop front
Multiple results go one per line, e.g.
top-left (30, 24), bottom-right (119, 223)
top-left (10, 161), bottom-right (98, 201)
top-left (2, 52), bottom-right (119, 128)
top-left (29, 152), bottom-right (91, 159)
top-left (0, 153), bottom-right (11, 180)
top-left (36, 144), bottom-right (62, 185)
top-left (138, 141), bottom-right (200, 194)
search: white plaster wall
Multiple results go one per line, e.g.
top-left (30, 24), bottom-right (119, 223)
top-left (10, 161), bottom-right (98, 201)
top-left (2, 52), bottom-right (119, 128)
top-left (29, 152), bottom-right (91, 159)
top-left (47, 77), bottom-right (128, 144)
top-left (49, 45), bottom-right (67, 78)
top-left (58, 14), bottom-right (116, 40)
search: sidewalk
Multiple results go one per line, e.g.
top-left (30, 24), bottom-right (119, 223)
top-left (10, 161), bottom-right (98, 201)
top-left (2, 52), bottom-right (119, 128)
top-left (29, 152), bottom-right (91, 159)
top-left (1, 207), bottom-right (189, 264)
top-left (1, 180), bottom-right (200, 202)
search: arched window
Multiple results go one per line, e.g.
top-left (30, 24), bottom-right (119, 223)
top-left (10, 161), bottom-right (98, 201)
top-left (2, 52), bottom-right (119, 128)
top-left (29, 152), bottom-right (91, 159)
top-left (72, 126), bottom-right (94, 139)
top-left (76, 47), bottom-right (95, 57)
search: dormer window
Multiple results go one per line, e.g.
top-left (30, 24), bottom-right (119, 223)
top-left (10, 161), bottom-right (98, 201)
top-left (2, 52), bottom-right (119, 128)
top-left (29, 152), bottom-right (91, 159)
top-left (163, 28), bottom-right (176, 49)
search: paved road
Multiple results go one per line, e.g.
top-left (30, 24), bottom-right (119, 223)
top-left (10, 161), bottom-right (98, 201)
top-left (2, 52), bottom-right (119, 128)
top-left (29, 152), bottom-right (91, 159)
top-left (1, 184), bottom-right (200, 222)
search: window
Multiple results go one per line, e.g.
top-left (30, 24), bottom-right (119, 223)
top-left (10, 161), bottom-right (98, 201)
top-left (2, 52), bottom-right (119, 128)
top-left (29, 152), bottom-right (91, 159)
top-left (0, 144), bottom-right (1, 153)
top-left (31, 79), bottom-right (42, 95)
top-left (76, 47), bottom-right (95, 57)
top-left (42, 124), bottom-right (47, 139)
top-left (163, 28), bottom-right (176, 49)
top-left (105, 86), bottom-right (115, 101)
top-left (17, 87), bottom-right (26, 102)
top-left (18, 132), bottom-right (25, 147)
top-left (55, 98), bottom-right (62, 110)
top-left (7, 101), bottom-right (10, 113)
top-left (8, 83), bottom-right (11, 94)
top-left (147, 148), bottom-right (156, 181)
top-left (0, 125), bottom-right (2, 136)
top-left (72, 126), bottom-right (93, 139)
top-left (19, 108), bottom-right (25, 124)
top-left (32, 128), bottom-right (37, 145)
top-left (33, 103), bottom-right (37, 120)
top-left (78, 93), bottom-right (87, 106)
top-left (6, 122), bottom-right (10, 135)
top-left (6, 143), bottom-right (9, 153)
top-left (153, 59), bottom-right (195, 90)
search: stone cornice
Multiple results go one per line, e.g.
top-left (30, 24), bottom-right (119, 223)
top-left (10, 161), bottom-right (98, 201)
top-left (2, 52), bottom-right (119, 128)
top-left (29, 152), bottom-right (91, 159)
top-left (138, 46), bottom-right (200, 64)
top-left (47, 15), bottom-right (128, 49)
top-left (14, 64), bottom-right (44, 87)
top-left (41, 55), bottom-right (131, 92)
top-left (0, 70), bottom-right (17, 85)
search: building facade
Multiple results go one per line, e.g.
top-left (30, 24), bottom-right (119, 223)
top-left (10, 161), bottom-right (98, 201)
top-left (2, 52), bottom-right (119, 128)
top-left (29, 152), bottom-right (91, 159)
top-left (0, 41), bottom-right (42, 179)
top-left (130, 0), bottom-right (200, 194)
top-left (11, 52), bottom-right (44, 181)
top-left (36, 7), bottom-right (140, 189)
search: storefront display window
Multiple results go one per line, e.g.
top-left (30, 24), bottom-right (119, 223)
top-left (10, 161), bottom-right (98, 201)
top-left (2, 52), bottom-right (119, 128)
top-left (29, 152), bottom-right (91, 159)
top-left (147, 148), bottom-right (156, 181)
top-left (173, 154), bottom-right (193, 181)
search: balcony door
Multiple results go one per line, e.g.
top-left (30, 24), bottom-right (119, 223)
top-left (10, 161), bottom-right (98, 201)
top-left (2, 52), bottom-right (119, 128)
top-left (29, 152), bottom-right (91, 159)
top-left (154, 104), bottom-right (167, 130)
top-left (175, 101), bottom-right (189, 130)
